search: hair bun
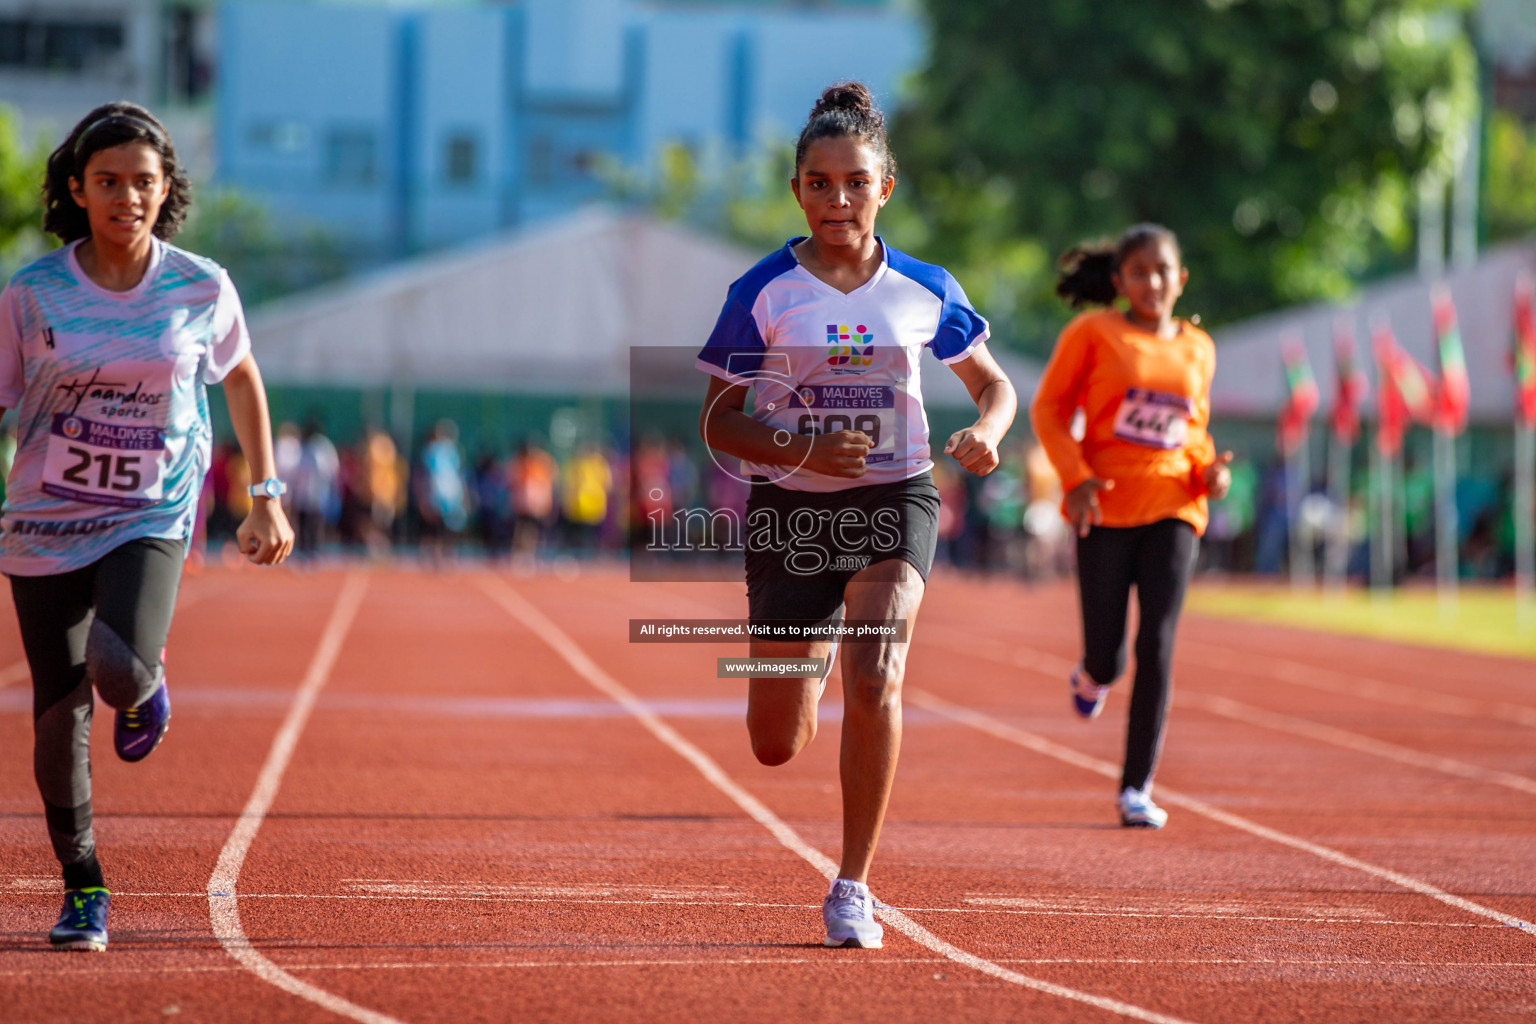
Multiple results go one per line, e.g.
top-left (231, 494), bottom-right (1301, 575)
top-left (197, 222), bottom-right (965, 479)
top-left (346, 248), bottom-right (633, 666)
top-left (812, 82), bottom-right (876, 121)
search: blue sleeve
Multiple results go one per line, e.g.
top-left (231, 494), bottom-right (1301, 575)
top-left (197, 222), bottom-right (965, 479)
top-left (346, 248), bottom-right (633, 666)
top-left (930, 272), bottom-right (990, 363)
top-left (696, 292), bottom-right (765, 381)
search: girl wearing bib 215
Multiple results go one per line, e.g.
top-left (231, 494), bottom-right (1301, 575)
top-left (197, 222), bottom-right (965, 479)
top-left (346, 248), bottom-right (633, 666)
top-left (0, 103), bottom-right (294, 951)
top-left (1031, 224), bottom-right (1232, 829)
top-left (698, 83), bottom-right (1017, 948)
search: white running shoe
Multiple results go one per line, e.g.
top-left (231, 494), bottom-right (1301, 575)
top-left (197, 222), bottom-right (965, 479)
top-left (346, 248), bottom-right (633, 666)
top-left (1070, 664), bottom-right (1109, 720)
top-left (823, 877), bottom-right (883, 948)
top-left (816, 640), bottom-right (840, 700)
top-left (1118, 785), bottom-right (1168, 829)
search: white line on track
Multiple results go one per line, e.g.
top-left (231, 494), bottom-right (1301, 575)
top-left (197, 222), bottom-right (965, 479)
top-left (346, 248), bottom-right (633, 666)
top-left (204, 573), bottom-right (404, 1024)
top-left (904, 687), bottom-right (1536, 938)
top-left (477, 575), bottom-right (1199, 1024)
top-left (68, 890), bottom-right (1505, 929)
top-left (1180, 640), bottom-right (1536, 729)
top-left (3, 957), bottom-right (1532, 980)
top-left (928, 634), bottom-right (1536, 798)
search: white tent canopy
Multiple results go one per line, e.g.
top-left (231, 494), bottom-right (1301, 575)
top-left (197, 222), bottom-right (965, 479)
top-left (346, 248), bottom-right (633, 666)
top-left (248, 208), bottom-right (1039, 408)
top-left (1209, 242), bottom-right (1536, 422)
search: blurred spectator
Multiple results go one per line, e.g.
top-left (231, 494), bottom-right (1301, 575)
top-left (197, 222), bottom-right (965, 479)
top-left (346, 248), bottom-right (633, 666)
top-left (509, 438), bottom-right (558, 561)
top-left (475, 450), bottom-right (512, 557)
top-left (562, 443), bottom-right (612, 553)
top-left (291, 419), bottom-right (341, 557)
top-left (361, 428), bottom-right (403, 556)
top-left (416, 420), bottom-right (469, 562)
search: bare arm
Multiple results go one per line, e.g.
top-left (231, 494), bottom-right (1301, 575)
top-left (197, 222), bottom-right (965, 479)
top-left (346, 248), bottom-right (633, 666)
top-left (220, 354), bottom-right (294, 564)
top-left (698, 375), bottom-right (871, 479)
top-left (943, 342), bottom-right (1017, 475)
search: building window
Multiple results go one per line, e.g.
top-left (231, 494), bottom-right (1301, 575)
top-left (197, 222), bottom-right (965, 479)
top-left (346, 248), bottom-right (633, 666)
top-left (528, 137), bottom-right (554, 186)
top-left (444, 133), bottom-right (478, 186)
top-left (325, 127), bottom-right (378, 187)
top-left (248, 120), bottom-right (309, 154)
top-left (0, 18), bottom-right (124, 71)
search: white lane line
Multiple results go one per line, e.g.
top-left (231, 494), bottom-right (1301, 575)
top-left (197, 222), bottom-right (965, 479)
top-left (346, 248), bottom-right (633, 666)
top-left (1181, 640), bottom-right (1536, 729)
top-left (905, 687), bottom-right (1536, 939)
top-left (927, 633), bottom-right (1536, 799)
top-left (71, 890), bottom-right (1504, 929)
top-left (205, 574), bottom-right (402, 1024)
top-left (4, 957), bottom-right (1533, 981)
top-left (1177, 691), bottom-right (1536, 797)
top-left (477, 576), bottom-right (1198, 1024)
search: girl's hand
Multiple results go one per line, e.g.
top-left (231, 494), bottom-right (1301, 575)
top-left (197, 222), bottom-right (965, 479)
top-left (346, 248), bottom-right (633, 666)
top-left (237, 499), bottom-right (295, 565)
top-left (944, 425), bottom-right (1001, 476)
top-left (1065, 476), bottom-right (1114, 537)
top-left (803, 430), bottom-right (871, 478)
top-left (1204, 451), bottom-right (1234, 501)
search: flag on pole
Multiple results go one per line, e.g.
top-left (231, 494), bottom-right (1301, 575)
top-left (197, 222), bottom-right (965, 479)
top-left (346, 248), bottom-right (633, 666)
top-left (1514, 268), bottom-right (1536, 425)
top-left (1330, 316), bottom-right (1369, 445)
top-left (1431, 286), bottom-right (1470, 435)
top-left (1372, 318), bottom-right (1435, 457)
top-left (1278, 337), bottom-right (1320, 455)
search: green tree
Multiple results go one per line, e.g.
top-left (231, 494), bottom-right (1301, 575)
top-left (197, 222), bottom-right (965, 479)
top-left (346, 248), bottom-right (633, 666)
top-left (0, 105), bottom-right (52, 279)
top-left (895, 0), bottom-right (1477, 355)
top-left (176, 189), bottom-right (348, 307)
top-left (1487, 109), bottom-right (1536, 243)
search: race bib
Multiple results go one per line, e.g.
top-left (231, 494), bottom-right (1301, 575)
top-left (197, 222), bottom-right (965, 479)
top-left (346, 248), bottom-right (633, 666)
top-left (41, 414), bottom-right (168, 508)
top-left (792, 384), bottom-right (899, 465)
top-left (1112, 388), bottom-right (1192, 450)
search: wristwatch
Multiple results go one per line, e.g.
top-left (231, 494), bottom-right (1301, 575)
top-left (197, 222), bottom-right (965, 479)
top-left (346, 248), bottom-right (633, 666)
top-left (248, 478), bottom-right (286, 500)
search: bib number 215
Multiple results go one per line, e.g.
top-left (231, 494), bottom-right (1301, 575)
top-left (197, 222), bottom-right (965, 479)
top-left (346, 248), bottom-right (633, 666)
top-left (60, 447), bottom-right (143, 493)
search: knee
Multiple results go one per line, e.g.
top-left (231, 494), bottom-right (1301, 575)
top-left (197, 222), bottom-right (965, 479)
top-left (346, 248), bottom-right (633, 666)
top-left (85, 620), bottom-right (159, 710)
top-left (1083, 648), bottom-right (1125, 687)
top-left (844, 655), bottom-right (904, 713)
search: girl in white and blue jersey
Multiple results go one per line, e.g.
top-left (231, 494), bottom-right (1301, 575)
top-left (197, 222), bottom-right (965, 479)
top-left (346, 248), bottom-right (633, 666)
top-left (698, 82), bottom-right (1017, 948)
top-left (0, 103), bottom-right (293, 952)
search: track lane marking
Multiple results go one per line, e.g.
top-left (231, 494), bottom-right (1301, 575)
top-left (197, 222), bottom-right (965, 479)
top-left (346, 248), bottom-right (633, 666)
top-left (925, 634), bottom-right (1536, 798)
top-left (3, 956), bottom-right (1532, 979)
top-left (904, 686), bottom-right (1536, 938)
top-left (477, 575), bottom-right (1199, 1024)
top-left (1180, 640), bottom-right (1536, 729)
top-left (204, 573), bottom-right (403, 1024)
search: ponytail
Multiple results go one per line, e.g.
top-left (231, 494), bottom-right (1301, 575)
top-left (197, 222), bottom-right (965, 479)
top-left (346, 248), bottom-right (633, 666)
top-left (1054, 223), bottom-right (1181, 309)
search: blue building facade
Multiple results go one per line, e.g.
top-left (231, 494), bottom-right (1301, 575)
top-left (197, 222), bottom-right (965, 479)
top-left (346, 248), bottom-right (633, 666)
top-left (217, 0), bottom-right (922, 258)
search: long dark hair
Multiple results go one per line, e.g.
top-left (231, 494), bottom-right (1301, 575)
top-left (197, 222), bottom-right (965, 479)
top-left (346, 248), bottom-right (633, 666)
top-left (794, 81), bottom-right (897, 181)
top-left (42, 102), bottom-right (192, 243)
top-left (1055, 223), bottom-right (1180, 308)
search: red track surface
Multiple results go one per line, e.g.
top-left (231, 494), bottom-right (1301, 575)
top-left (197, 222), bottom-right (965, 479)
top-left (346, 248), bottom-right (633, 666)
top-left (1, 565), bottom-right (1533, 1023)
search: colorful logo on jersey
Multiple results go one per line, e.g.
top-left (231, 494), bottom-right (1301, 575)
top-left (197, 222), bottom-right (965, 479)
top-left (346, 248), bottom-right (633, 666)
top-left (827, 325), bottom-right (875, 374)
top-left (61, 416), bottom-right (84, 440)
top-left (799, 387), bottom-right (817, 408)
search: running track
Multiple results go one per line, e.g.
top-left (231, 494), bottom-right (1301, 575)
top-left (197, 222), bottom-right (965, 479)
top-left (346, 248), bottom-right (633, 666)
top-left (0, 565), bottom-right (1533, 1023)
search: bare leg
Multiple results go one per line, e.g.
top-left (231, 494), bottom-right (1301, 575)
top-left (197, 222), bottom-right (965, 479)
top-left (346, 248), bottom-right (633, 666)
top-left (836, 560), bottom-right (925, 884)
top-left (745, 638), bottom-right (836, 766)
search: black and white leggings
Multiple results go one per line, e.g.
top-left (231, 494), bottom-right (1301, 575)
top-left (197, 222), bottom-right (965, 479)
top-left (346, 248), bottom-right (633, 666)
top-left (1075, 519), bottom-right (1197, 793)
top-left (9, 537), bottom-right (184, 888)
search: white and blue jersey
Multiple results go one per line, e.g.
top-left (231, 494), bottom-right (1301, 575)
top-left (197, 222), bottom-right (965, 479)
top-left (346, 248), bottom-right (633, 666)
top-left (697, 238), bottom-right (988, 493)
top-left (0, 238), bottom-right (250, 576)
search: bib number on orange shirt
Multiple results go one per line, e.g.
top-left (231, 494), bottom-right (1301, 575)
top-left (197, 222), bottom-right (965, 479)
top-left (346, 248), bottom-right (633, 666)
top-left (1112, 388), bottom-right (1192, 450)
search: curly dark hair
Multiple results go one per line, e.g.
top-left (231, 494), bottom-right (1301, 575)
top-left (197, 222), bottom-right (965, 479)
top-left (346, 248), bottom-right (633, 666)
top-left (1054, 223), bottom-right (1181, 309)
top-left (42, 102), bottom-right (192, 243)
top-left (794, 81), bottom-right (897, 181)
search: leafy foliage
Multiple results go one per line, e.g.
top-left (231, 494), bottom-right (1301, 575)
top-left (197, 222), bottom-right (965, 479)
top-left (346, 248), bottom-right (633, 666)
top-left (0, 106), bottom-right (53, 279)
top-left (894, 0), bottom-right (1477, 355)
top-left (1487, 108), bottom-right (1536, 243)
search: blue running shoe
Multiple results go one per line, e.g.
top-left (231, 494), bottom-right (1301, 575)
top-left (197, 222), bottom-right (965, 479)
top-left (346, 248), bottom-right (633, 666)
top-left (823, 878), bottom-right (883, 948)
top-left (115, 680), bottom-right (170, 762)
top-left (1070, 664), bottom-right (1109, 720)
top-left (50, 888), bottom-right (109, 951)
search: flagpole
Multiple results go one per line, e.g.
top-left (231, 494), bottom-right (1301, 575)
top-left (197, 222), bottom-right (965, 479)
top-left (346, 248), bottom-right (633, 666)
top-left (1325, 431), bottom-right (1350, 594)
top-left (1517, 420), bottom-right (1535, 632)
top-left (1433, 426), bottom-right (1458, 619)
top-left (1370, 432), bottom-right (1391, 597)
top-left (1288, 436), bottom-right (1313, 591)
top-left (1394, 446), bottom-right (1408, 582)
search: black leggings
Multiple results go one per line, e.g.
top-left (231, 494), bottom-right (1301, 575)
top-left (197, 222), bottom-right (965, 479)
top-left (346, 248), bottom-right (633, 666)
top-left (1075, 519), bottom-right (1197, 792)
top-left (9, 537), bottom-right (185, 888)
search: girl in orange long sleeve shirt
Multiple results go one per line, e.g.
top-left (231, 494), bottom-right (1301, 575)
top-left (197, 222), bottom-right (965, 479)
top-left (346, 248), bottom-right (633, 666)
top-left (1031, 224), bottom-right (1232, 829)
